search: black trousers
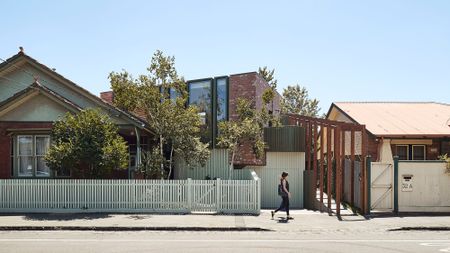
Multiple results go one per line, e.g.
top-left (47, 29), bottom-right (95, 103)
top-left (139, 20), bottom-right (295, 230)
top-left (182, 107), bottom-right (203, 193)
top-left (275, 196), bottom-right (290, 215)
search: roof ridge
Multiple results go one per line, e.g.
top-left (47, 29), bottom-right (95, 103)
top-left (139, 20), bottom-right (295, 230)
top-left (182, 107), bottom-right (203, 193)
top-left (0, 51), bottom-right (148, 129)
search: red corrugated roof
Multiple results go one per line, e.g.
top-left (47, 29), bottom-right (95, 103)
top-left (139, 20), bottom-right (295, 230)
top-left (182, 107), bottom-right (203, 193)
top-left (332, 102), bottom-right (450, 137)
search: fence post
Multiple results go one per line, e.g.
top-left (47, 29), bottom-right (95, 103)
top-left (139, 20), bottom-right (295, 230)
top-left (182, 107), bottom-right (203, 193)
top-left (257, 178), bottom-right (261, 215)
top-left (187, 178), bottom-right (192, 212)
top-left (216, 178), bottom-right (221, 213)
top-left (366, 155), bottom-right (372, 214)
top-left (393, 156), bottom-right (399, 214)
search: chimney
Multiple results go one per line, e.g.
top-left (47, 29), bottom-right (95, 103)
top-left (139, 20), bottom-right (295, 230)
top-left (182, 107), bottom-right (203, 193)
top-left (100, 91), bottom-right (114, 104)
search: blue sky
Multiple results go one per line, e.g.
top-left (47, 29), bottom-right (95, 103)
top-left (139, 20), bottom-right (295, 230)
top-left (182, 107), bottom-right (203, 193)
top-left (2, 0), bottom-right (450, 113)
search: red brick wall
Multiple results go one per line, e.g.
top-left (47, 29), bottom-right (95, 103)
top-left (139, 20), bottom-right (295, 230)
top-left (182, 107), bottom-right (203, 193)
top-left (442, 140), bottom-right (450, 156)
top-left (100, 91), bottom-right (114, 104)
top-left (229, 72), bottom-right (281, 120)
top-left (363, 137), bottom-right (444, 161)
top-left (229, 73), bottom-right (257, 121)
top-left (254, 74), bottom-right (281, 115)
top-left (0, 122), bottom-right (53, 179)
top-left (228, 72), bottom-right (281, 166)
top-left (428, 139), bottom-right (442, 160)
top-left (390, 138), bottom-right (444, 160)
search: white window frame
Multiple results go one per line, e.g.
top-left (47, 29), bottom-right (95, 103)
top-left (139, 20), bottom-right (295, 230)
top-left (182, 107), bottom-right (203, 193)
top-left (34, 135), bottom-right (51, 178)
top-left (412, 145), bottom-right (426, 160)
top-left (396, 145), bottom-right (409, 160)
top-left (16, 135), bottom-right (51, 178)
top-left (17, 135), bottom-right (34, 177)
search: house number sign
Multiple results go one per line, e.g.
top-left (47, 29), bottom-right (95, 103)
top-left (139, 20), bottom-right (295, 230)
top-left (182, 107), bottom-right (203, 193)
top-left (401, 175), bottom-right (413, 192)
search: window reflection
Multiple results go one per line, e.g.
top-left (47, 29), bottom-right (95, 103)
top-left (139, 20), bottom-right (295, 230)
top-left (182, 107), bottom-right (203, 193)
top-left (189, 80), bottom-right (212, 143)
top-left (216, 78), bottom-right (228, 122)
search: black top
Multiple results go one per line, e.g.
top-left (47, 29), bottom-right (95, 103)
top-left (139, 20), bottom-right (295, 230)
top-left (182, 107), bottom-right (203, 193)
top-left (281, 179), bottom-right (290, 193)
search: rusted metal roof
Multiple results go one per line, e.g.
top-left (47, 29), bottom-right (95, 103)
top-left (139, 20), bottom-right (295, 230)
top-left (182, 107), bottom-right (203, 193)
top-left (329, 102), bottom-right (450, 137)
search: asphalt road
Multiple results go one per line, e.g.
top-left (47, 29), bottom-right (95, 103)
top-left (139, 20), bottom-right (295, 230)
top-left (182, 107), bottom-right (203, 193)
top-left (0, 230), bottom-right (449, 253)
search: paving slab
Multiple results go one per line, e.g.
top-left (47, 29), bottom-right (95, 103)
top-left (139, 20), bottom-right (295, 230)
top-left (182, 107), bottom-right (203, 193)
top-left (0, 210), bottom-right (449, 234)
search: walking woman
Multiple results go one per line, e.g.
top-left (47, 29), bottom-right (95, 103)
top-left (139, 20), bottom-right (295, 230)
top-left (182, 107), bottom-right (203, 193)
top-left (271, 172), bottom-right (293, 220)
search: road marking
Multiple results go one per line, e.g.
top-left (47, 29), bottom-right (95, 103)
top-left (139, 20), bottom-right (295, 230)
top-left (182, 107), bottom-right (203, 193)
top-left (0, 239), bottom-right (449, 243)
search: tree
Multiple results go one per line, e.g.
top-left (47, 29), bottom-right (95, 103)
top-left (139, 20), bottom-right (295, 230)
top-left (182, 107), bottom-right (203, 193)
top-left (258, 66), bottom-right (282, 126)
top-left (45, 109), bottom-right (129, 178)
top-left (217, 98), bottom-right (265, 179)
top-left (258, 66), bottom-right (277, 89)
top-left (258, 66), bottom-right (277, 112)
top-left (281, 84), bottom-right (320, 117)
top-left (109, 50), bottom-right (209, 179)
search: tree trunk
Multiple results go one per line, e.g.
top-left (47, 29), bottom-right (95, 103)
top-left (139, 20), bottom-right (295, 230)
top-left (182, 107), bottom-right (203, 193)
top-left (229, 148), bottom-right (236, 180)
top-left (167, 146), bottom-right (174, 180)
top-left (160, 135), bottom-right (164, 179)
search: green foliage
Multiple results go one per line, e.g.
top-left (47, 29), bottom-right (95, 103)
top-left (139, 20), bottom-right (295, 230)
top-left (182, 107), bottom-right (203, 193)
top-left (258, 66), bottom-right (277, 89)
top-left (109, 50), bottom-right (209, 179)
top-left (438, 154), bottom-right (450, 172)
top-left (281, 84), bottom-right (320, 117)
top-left (109, 71), bottom-right (140, 111)
top-left (45, 109), bottom-right (129, 178)
top-left (139, 148), bottom-right (167, 179)
top-left (217, 98), bottom-right (266, 178)
top-left (258, 66), bottom-right (282, 127)
top-left (262, 88), bottom-right (275, 106)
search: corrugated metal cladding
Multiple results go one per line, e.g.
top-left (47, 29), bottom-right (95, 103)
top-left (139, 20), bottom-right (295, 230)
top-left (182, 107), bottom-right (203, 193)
top-left (248, 152), bottom-right (305, 209)
top-left (174, 149), bottom-right (253, 180)
top-left (175, 150), bottom-right (306, 209)
top-left (264, 126), bottom-right (305, 152)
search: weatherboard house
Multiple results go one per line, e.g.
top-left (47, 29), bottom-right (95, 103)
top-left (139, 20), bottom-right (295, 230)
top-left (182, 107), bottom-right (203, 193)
top-left (327, 102), bottom-right (450, 163)
top-left (0, 50), bottom-right (154, 179)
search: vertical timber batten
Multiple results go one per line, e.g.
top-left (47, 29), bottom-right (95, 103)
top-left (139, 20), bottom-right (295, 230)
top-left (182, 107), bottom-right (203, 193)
top-left (341, 129), bottom-right (345, 199)
top-left (319, 124), bottom-right (325, 205)
top-left (350, 129), bottom-right (355, 205)
top-left (327, 126), bottom-right (332, 213)
top-left (335, 126), bottom-right (341, 216)
top-left (306, 121), bottom-right (311, 171)
top-left (312, 123), bottom-right (318, 208)
top-left (361, 125), bottom-right (368, 214)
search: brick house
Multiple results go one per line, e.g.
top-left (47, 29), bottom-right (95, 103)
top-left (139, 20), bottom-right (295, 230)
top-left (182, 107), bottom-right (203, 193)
top-left (0, 50), bottom-right (153, 179)
top-left (101, 72), bottom-right (283, 170)
top-left (327, 102), bottom-right (450, 163)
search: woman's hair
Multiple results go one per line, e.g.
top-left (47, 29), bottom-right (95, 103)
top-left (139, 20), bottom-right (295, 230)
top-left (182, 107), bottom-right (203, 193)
top-left (281, 172), bottom-right (289, 178)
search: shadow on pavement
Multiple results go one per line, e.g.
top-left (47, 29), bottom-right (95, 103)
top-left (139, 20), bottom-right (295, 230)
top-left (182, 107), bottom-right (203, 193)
top-left (127, 215), bottom-right (153, 220)
top-left (368, 212), bottom-right (450, 219)
top-left (22, 213), bottom-right (111, 221)
top-left (388, 226), bottom-right (450, 231)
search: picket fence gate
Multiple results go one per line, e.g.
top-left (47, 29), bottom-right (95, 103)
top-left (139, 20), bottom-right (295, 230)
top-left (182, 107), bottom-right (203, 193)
top-left (0, 179), bottom-right (260, 214)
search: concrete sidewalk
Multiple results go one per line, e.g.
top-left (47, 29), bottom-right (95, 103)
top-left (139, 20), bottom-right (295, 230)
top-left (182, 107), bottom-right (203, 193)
top-left (0, 210), bottom-right (450, 233)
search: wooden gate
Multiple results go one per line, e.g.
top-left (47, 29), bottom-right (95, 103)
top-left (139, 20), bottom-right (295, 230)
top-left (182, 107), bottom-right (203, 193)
top-left (370, 162), bottom-right (393, 211)
top-left (190, 180), bottom-right (217, 212)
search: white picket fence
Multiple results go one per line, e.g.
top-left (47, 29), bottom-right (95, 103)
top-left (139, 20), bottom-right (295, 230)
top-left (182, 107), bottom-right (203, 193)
top-left (0, 179), bottom-right (260, 214)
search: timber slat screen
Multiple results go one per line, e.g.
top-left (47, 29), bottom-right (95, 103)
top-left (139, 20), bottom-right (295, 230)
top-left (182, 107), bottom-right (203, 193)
top-left (286, 114), bottom-right (369, 216)
top-left (0, 179), bottom-right (260, 214)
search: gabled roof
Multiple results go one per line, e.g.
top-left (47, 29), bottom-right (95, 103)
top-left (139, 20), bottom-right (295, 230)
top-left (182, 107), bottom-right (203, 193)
top-left (328, 102), bottom-right (450, 137)
top-left (0, 51), bottom-right (150, 131)
top-left (0, 81), bottom-right (82, 115)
